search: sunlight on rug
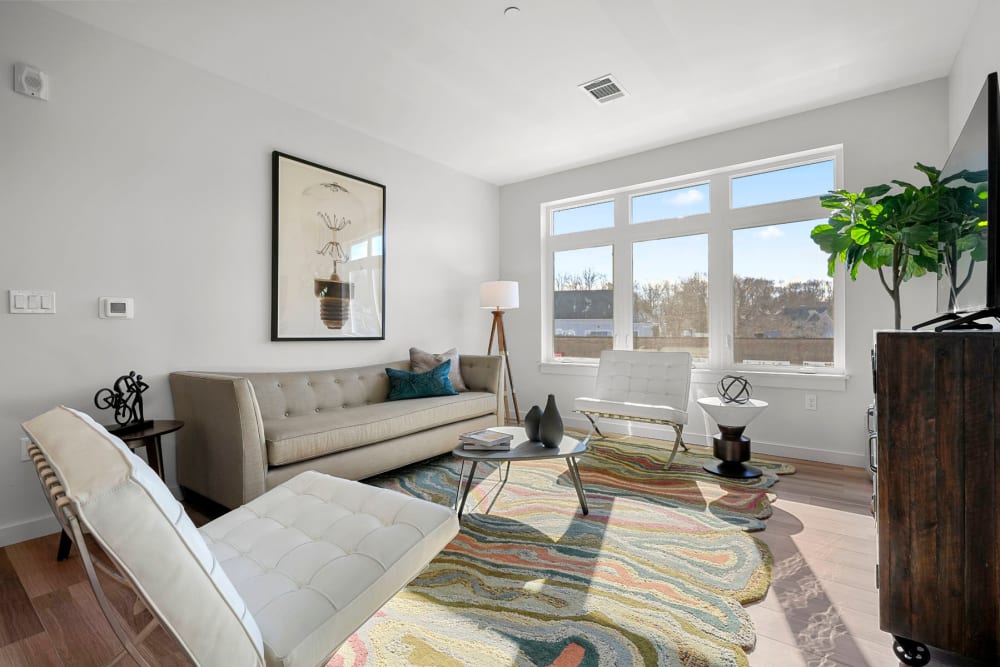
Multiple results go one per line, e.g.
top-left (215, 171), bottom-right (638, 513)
top-left (330, 434), bottom-right (794, 667)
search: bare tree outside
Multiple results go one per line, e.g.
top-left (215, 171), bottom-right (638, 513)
top-left (632, 274), bottom-right (708, 337)
top-left (555, 270), bottom-right (832, 363)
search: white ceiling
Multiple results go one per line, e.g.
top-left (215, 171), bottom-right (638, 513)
top-left (43, 0), bottom-right (979, 185)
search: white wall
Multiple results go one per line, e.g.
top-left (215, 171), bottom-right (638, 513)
top-left (499, 80), bottom-right (949, 467)
top-left (0, 3), bottom-right (499, 546)
top-left (948, 0), bottom-right (1000, 146)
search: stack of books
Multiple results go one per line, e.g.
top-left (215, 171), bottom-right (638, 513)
top-left (460, 429), bottom-right (513, 451)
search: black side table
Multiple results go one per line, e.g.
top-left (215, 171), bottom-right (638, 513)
top-left (56, 419), bottom-right (184, 561)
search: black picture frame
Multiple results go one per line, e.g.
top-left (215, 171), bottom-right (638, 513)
top-left (271, 151), bottom-right (386, 341)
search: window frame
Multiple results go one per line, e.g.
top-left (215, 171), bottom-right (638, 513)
top-left (540, 146), bottom-right (846, 377)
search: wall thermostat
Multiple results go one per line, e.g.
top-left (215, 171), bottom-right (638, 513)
top-left (13, 63), bottom-right (50, 101)
top-left (99, 297), bottom-right (134, 319)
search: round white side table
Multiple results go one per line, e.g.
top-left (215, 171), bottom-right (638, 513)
top-left (697, 397), bottom-right (768, 479)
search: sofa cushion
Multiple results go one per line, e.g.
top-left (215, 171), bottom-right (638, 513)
top-left (386, 361), bottom-right (457, 401)
top-left (410, 347), bottom-right (468, 392)
top-left (264, 391), bottom-right (496, 466)
top-left (21, 406), bottom-right (265, 667)
top-left (201, 470), bottom-right (458, 667)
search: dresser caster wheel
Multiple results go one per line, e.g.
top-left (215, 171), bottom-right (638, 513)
top-left (893, 636), bottom-right (929, 666)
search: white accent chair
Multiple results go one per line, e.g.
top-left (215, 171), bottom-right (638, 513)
top-left (573, 350), bottom-right (692, 468)
top-left (22, 406), bottom-right (458, 667)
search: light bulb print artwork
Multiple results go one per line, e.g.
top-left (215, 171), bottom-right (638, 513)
top-left (306, 181), bottom-right (355, 330)
top-left (272, 152), bottom-right (386, 340)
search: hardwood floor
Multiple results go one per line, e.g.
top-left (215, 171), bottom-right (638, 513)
top-left (0, 453), bottom-right (987, 666)
top-left (743, 454), bottom-right (985, 667)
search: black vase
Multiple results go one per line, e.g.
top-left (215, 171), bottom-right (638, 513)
top-left (539, 394), bottom-right (564, 448)
top-left (524, 405), bottom-right (542, 441)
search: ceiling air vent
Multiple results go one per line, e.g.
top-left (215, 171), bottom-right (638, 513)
top-left (580, 74), bottom-right (626, 104)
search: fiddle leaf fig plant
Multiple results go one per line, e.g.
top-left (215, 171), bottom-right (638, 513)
top-left (810, 163), bottom-right (943, 329)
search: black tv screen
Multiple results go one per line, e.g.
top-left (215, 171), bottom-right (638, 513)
top-left (935, 72), bottom-right (998, 321)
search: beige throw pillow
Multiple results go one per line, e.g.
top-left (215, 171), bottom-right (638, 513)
top-left (410, 347), bottom-right (468, 392)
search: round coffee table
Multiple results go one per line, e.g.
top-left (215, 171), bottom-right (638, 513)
top-left (452, 426), bottom-right (589, 517)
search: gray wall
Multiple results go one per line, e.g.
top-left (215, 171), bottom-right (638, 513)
top-left (0, 3), bottom-right (499, 545)
top-left (948, 0), bottom-right (1000, 146)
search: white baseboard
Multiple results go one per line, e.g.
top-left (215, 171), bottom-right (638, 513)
top-left (563, 414), bottom-right (868, 469)
top-left (0, 514), bottom-right (61, 548)
top-left (744, 440), bottom-right (868, 468)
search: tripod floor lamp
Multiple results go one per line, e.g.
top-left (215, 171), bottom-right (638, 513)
top-left (480, 280), bottom-right (521, 425)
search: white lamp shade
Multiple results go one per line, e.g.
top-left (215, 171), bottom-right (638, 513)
top-left (480, 281), bottom-right (519, 310)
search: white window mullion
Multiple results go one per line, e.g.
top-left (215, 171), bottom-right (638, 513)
top-left (612, 239), bottom-right (633, 350)
top-left (613, 194), bottom-right (632, 349)
top-left (541, 242), bottom-right (555, 362)
top-left (708, 173), bottom-right (732, 368)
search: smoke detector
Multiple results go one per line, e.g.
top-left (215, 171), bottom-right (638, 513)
top-left (579, 74), bottom-right (626, 104)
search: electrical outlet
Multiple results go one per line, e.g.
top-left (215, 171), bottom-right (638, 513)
top-left (804, 394), bottom-right (818, 411)
top-left (20, 437), bottom-right (31, 462)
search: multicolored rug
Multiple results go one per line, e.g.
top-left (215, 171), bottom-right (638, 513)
top-left (330, 434), bottom-right (794, 667)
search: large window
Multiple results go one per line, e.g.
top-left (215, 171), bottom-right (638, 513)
top-left (542, 149), bottom-right (843, 372)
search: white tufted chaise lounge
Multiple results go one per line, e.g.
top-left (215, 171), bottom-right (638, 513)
top-left (573, 350), bottom-right (692, 468)
top-left (22, 406), bottom-right (459, 667)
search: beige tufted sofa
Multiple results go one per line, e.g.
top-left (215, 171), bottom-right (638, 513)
top-left (170, 355), bottom-right (503, 509)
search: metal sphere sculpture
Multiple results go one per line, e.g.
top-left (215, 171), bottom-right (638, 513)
top-left (717, 374), bottom-right (752, 404)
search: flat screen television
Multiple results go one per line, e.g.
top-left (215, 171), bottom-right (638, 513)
top-left (925, 71), bottom-right (999, 330)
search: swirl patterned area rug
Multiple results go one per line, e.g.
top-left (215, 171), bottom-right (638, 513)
top-left (330, 435), bottom-right (794, 667)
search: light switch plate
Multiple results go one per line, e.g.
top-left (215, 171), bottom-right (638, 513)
top-left (9, 290), bottom-right (55, 314)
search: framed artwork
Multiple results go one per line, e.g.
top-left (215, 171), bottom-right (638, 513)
top-left (271, 151), bottom-right (386, 340)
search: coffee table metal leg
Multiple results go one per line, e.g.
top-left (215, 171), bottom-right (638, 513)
top-left (567, 456), bottom-right (589, 515)
top-left (484, 461), bottom-right (513, 514)
top-left (457, 461), bottom-right (478, 518)
top-left (454, 460), bottom-right (467, 510)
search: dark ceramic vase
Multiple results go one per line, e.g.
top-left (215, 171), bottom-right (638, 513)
top-left (539, 394), bottom-right (564, 448)
top-left (524, 405), bottom-right (542, 441)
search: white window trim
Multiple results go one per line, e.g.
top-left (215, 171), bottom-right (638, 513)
top-left (540, 145), bottom-right (846, 381)
top-left (538, 360), bottom-right (849, 391)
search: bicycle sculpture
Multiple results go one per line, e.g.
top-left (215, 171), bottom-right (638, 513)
top-left (93, 370), bottom-right (152, 434)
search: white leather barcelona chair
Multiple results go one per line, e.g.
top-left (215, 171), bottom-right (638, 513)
top-left (573, 350), bottom-right (692, 468)
top-left (22, 406), bottom-right (458, 667)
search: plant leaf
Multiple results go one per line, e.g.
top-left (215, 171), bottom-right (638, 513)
top-left (850, 226), bottom-right (872, 245)
top-left (861, 184), bottom-right (891, 199)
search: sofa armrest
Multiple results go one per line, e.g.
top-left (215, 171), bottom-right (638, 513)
top-left (169, 372), bottom-right (267, 508)
top-left (460, 355), bottom-right (503, 425)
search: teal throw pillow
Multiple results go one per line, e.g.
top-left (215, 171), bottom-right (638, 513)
top-left (386, 360), bottom-right (458, 400)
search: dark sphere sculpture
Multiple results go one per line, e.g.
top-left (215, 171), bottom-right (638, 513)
top-left (718, 374), bottom-right (752, 404)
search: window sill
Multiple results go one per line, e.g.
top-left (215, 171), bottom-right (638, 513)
top-left (539, 361), bottom-right (850, 391)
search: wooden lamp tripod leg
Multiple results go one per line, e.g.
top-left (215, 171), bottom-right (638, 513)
top-left (488, 309), bottom-right (521, 425)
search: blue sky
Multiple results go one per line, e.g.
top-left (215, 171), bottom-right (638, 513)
top-left (552, 160), bottom-right (834, 285)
